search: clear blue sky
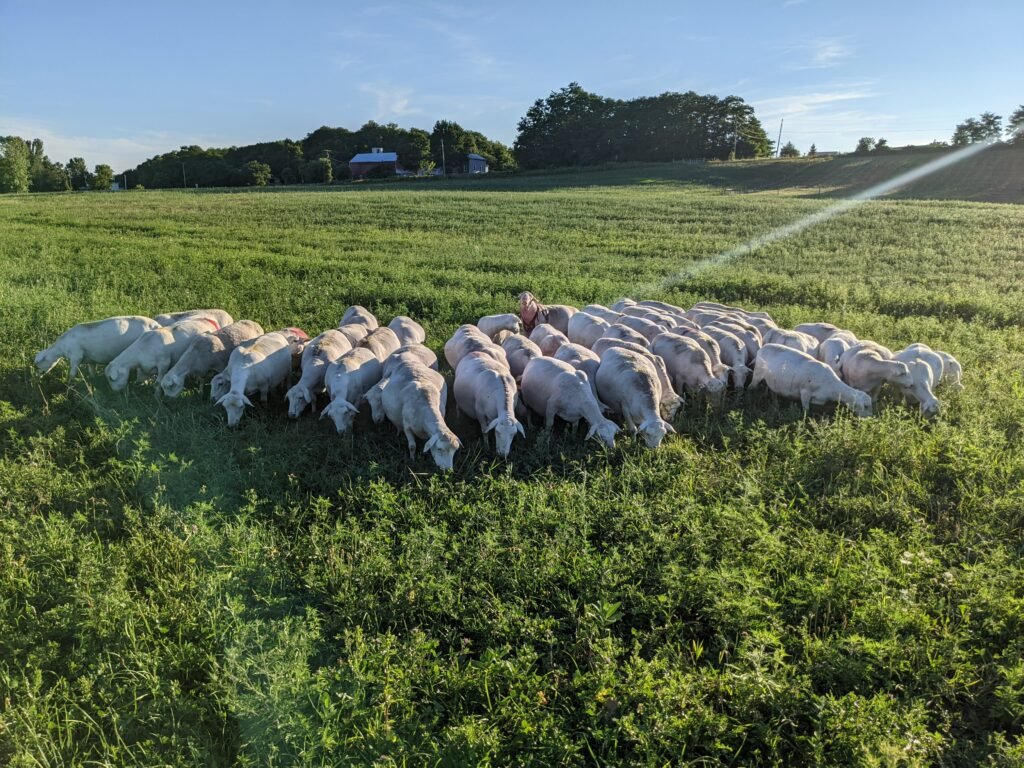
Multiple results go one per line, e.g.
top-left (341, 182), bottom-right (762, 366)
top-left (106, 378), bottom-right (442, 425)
top-left (1, 0), bottom-right (1021, 171)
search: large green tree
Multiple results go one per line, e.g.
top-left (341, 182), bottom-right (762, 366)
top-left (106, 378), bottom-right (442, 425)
top-left (27, 139), bottom-right (70, 191)
top-left (1007, 105), bottom-right (1024, 144)
top-left (93, 164), bottom-right (114, 191)
top-left (952, 112), bottom-right (1003, 145)
top-left (65, 157), bottom-right (92, 190)
top-left (513, 83), bottom-right (771, 169)
top-left (0, 136), bottom-right (31, 193)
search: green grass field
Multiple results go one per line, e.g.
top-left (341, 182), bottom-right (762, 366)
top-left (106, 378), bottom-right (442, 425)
top-left (2, 157), bottom-right (1024, 766)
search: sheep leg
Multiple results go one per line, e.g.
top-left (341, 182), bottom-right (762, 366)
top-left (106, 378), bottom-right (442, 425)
top-left (799, 388), bottom-right (812, 413)
top-left (544, 399), bottom-right (559, 429)
top-left (749, 366), bottom-right (765, 389)
top-left (404, 428), bottom-right (417, 458)
top-left (260, 387), bottom-right (270, 404)
top-left (67, 356), bottom-right (82, 382)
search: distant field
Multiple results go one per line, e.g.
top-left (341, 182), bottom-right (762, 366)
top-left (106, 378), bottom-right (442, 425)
top-left (2, 165), bottom-right (1024, 765)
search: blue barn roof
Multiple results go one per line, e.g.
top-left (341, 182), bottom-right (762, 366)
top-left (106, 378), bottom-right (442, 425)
top-left (350, 151), bottom-right (398, 163)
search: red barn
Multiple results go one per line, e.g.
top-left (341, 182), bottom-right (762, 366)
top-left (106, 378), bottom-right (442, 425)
top-left (349, 147), bottom-right (400, 178)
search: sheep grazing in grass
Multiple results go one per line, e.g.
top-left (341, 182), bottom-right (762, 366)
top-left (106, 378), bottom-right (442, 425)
top-left (388, 316), bottom-right (426, 345)
top-left (669, 328), bottom-right (730, 386)
top-left (476, 313), bottom-right (521, 341)
top-left (602, 323), bottom-right (650, 349)
top-left (105, 317), bottom-right (222, 391)
top-left (596, 346), bottom-right (676, 449)
top-left (703, 319), bottom-right (762, 363)
top-left (764, 328), bottom-right (820, 357)
top-left (520, 357), bottom-right (619, 447)
top-left (155, 309), bottom-right (234, 328)
top-left (336, 323), bottom-right (370, 346)
top-left (579, 304), bottom-right (622, 324)
top-left (454, 352), bottom-right (526, 457)
top-left (518, 291), bottom-right (577, 335)
top-left (590, 337), bottom-right (682, 420)
top-left (446, 325), bottom-right (506, 370)
top-left (568, 312), bottom-right (610, 349)
top-left (500, 334), bottom-right (542, 381)
top-left (360, 327), bottom-right (402, 362)
top-left (699, 325), bottom-right (752, 388)
top-left (216, 329), bottom-right (307, 427)
top-left (161, 320), bottom-right (265, 398)
top-left (616, 315), bottom-right (670, 342)
top-left (650, 332), bottom-right (726, 397)
top-left (320, 348), bottom-right (383, 434)
top-left (284, 329), bottom-right (353, 417)
top-left (365, 355), bottom-right (461, 470)
top-left (554, 342), bottom-right (603, 401)
top-left (751, 343), bottom-right (872, 417)
top-left (36, 315), bottom-right (161, 381)
top-left (340, 305), bottom-right (378, 330)
top-left (839, 343), bottom-right (914, 399)
top-left (936, 350), bottom-right (963, 388)
top-left (794, 322), bottom-right (842, 344)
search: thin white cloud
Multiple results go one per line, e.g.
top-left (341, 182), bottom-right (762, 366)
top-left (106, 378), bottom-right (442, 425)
top-left (357, 82), bottom-right (423, 121)
top-left (753, 86), bottom-right (876, 119)
top-left (782, 0), bottom-right (808, 6)
top-left (785, 37), bottom-right (854, 70)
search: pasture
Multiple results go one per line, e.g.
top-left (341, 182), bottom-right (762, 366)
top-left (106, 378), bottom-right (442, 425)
top-left (2, 161), bottom-right (1024, 766)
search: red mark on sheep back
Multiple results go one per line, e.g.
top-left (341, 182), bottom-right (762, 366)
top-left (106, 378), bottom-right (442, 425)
top-left (284, 327), bottom-right (309, 341)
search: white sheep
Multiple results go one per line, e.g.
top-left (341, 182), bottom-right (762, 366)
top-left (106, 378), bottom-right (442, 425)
top-left (935, 350), bottom-right (963, 388)
top-left (610, 298), bottom-right (637, 312)
top-left (36, 315), bottom-right (161, 380)
top-left (616, 315), bottom-right (669, 342)
top-left (500, 334), bottom-right (542, 380)
top-left (650, 332), bottom-right (726, 396)
top-left (388, 316), bottom-right (426, 345)
top-left (336, 322), bottom-right (370, 346)
top-left (445, 325), bottom-right (506, 370)
top-left (567, 312), bottom-right (610, 349)
top-left (154, 309), bottom-right (234, 328)
top-left (595, 347), bottom-right (676, 449)
top-left (763, 328), bottom-right (819, 356)
top-left (703, 319), bottom-right (762, 363)
top-left (284, 329), bottom-right (354, 417)
top-left (794, 322), bottom-right (842, 344)
top-left (839, 343), bottom-right (914, 398)
top-left (360, 327), bottom-right (402, 362)
top-left (553, 342), bottom-right (602, 400)
top-left (580, 304), bottom-right (622, 324)
top-left (518, 291), bottom-right (577, 334)
top-left (751, 343), bottom-right (872, 416)
top-left (670, 328), bottom-right (730, 385)
top-left (160, 320), bottom-right (265, 398)
top-left (216, 330), bottom-right (307, 427)
top-left (364, 356), bottom-right (461, 470)
top-left (454, 352), bottom-right (526, 457)
top-left (601, 323), bottom-right (650, 348)
top-left (892, 345), bottom-right (944, 415)
top-left (817, 334), bottom-right (855, 374)
top-left (637, 299), bottom-right (686, 315)
top-left (340, 305), bottom-right (378, 329)
top-left (589, 338), bottom-right (683, 419)
top-left (105, 317), bottom-right (223, 391)
top-left (320, 348), bottom-right (383, 434)
top-left (476, 313), bottom-right (521, 340)
top-left (519, 357), bottom-right (619, 447)
top-left (699, 325), bottom-right (752, 387)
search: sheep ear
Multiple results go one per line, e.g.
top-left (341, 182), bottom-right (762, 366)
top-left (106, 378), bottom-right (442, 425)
top-left (585, 423), bottom-right (598, 440)
top-left (423, 434), bottom-right (439, 452)
top-left (516, 421), bottom-right (526, 438)
top-left (665, 423), bottom-right (676, 434)
top-left (215, 395), bottom-right (227, 406)
top-left (242, 394), bottom-right (254, 408)
top-left (342, 400), bottom-right (359, 414)
top-left (485, 417), bottom-right (500, 433)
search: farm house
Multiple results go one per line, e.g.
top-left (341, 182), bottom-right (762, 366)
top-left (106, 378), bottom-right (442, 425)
top-left (467, 153), bottom-right (489, 174)
top-left (349, 147), bottom-right (401, 178)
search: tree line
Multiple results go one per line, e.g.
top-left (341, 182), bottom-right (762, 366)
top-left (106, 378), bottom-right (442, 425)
top-left (512, 83), bottom-right (773, 169)
top-left (0, 137), bottom-right (114, 194)
top-left (122, 120), bottom-right (516, 190)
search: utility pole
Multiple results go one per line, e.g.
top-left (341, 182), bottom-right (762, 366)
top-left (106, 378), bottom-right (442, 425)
top-left (123, 173), bottom-right (128, 190)
top-left (776, 118), bottom-right (784, 158)
top-left (181, 162), bottom-right (187, 188)
top-left (440, 134), bottom-right (446, 176)
top-left (732, 119), bottom-right (739, 159)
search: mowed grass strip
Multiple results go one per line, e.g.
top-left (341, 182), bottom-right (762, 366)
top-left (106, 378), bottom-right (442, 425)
top-left (1, 175), bottom-right (1024, 766)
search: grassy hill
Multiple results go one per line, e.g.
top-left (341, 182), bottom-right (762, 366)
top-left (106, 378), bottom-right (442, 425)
top-left (399, 145), bottom-right (1024, 204)
top-left (2, 171), bottom-right (1024, 765)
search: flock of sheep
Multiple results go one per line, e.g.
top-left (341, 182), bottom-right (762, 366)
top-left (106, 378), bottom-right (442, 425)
top-left (34, 291), bottom-right (963, 470)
